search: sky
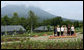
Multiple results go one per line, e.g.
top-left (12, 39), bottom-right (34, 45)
top-left (1, 1), bottom-right (83, 20)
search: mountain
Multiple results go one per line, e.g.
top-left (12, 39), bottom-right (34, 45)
top-left (1, 5), bottom-right (82, 22)
top-left (1, 5), bottom-right (56, 22)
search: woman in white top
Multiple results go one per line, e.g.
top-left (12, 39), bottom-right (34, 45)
top-left (61, 25), bottom-right (64, 36)
top-left (64, 25), bottom-right (67, 35)
top-left (71, 25), bottom-right (75, 35)
top-left (57, 25), bottom-right (60, 36)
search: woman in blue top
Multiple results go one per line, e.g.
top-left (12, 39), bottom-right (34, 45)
top-left (54, 26), bottom-right (57, 36)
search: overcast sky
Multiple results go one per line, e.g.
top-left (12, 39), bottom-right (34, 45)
top-left (1, 1), bottom-right (83, 20)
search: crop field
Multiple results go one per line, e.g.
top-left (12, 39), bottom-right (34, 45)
top-left (1, 27), bottom-right (83, 49)
top-left (1, 39), bottom-right (83, 49)
top-left (1, 32), bottom-right (83, 49)
top-left (1, 31), bottom-right (53, 37)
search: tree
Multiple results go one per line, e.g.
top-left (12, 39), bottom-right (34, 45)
top-left (19, 17), bottom-right (27, 28)
top-left (50, 16), bottom-right (62, 26)
top-left (47, 25), bottom-right (51, 31)
top-left (62, 20), bottom-right (73, 26)
top-left (79, 21), bottom-right (83, 27)
top-left (1, 17), bottom-right (5, 25)
top-left (11, 12), bottom-right (20, 25)
top-left (42, 16), bottom-right (62, 26)
top-left (27, 10), bottom-right (38, 33)
top-left (13, 12), bottom-right (18, 17)
top-left (74, 21), bottom-right (80, 28)
top-left (42, 19), bottom-right (51, 26)
top-left (2, 15), bottom-right (11, 25)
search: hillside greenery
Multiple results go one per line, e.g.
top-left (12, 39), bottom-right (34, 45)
top-left (1, 10), bottom-right (83, 33)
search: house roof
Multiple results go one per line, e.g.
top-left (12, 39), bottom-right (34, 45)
top-left (34, 26), bottom-right (53, 31)
top-left (1, 25), bottom-right (26, 32)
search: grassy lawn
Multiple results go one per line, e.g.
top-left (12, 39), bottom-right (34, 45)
top-left (1, 39), bottom-right (83, 49)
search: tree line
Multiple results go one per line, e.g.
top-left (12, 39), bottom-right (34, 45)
top-left (1, 10), bottom-right (83, 33)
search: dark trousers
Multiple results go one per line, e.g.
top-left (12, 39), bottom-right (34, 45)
top-left (57, 32), bottom-right (60, 36)
top-left (71, 31), bottom-right (74, 35)
top-left (54, 32), bottom-right (56, 36)
top-left (61, 31), bottom-right (63, 36)
top-left (67, 31), bottom-right (70, 35)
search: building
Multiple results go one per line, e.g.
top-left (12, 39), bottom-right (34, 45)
top-left (1, 25), bottom-right (26, 35)
top-left (34, 26), bottom-right (53, 32)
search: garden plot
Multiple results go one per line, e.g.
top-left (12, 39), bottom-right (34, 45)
top-left (1, 32), bottom-right (83, 44)
top-left (30, 33), bottom-right (83, 42)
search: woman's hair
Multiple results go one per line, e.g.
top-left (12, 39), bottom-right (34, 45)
top-left (54, 26), bottom-right (56, 28)
top-left (64, 25), bottom-right (66, 27)
top-left (68, 24), bottom-right (70, 27)
top-left (62, 25), bottom-right (64, 27)
top-left (72, 25), bottom-right (74, 27)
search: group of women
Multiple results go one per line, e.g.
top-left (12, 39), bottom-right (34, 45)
top-left (54, 25), bottom-right (75, 36)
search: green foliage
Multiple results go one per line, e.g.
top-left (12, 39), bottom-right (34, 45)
top-left (42, 16), bottom-right (62, 26)
top-left (1, 39), bottom-right (83, 49)
top-left (11, 12), bottom-right (20, 25)
top-left (1, 11), bottom-right (83, 33)
top-left (61, 20), bottom-right (73, 26)
top-left (1, 15), bottom-right (11, 25)
top-left (75, 27), bottom-right (83, 33)
top-left (47, 25), bottom-right (51, 31)
top-left (27, 10), bottom-right (39, 33)
top-left (1, 32), bottom-right (53, 37)
top-left (5, 31), bottom-right (8, 35)
top-left (74, 21), bottom-right (80, 28)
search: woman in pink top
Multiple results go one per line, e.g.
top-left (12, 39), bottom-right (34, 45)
top-left (64, 25), bottom-right (67, 35)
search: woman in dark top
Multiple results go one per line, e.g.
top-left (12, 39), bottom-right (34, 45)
top-left (54, 26), bottom-right (57, 36)
top-left (67, 25), bottom-right (71, 36)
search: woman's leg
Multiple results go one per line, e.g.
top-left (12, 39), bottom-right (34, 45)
top-left (58, 32), bottom-right (60, 36)
top-left (54, 33), bottom-right (56, 36)
top-left (72, 31), bottom-right (74, 35)
top-left (57, 32), bottom-right (59, 36)
top-left (64, 31), bottom-right (67, 35)
top-left (54, 32), bottom-right (55, 36)
top-left (68, 32), bottom-right (70, 36)
top-left (57, 32), bottom-right (58, 36)
top-left (71, 31), bottom-right (73, 35)
top-left (70, 31), bottom-right (71, 35)
top-left (61, 32), bottom-right (63, 36)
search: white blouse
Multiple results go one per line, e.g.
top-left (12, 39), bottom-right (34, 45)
top-left (61, 27), bottom-right (64, 31)
top-left (57, 27), bottom-right (60, 32)
top-left (71, 27), bottom-right (74, 31)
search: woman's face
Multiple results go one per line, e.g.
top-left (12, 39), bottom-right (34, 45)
top-left (58, 25), bottom-right (59, 27)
